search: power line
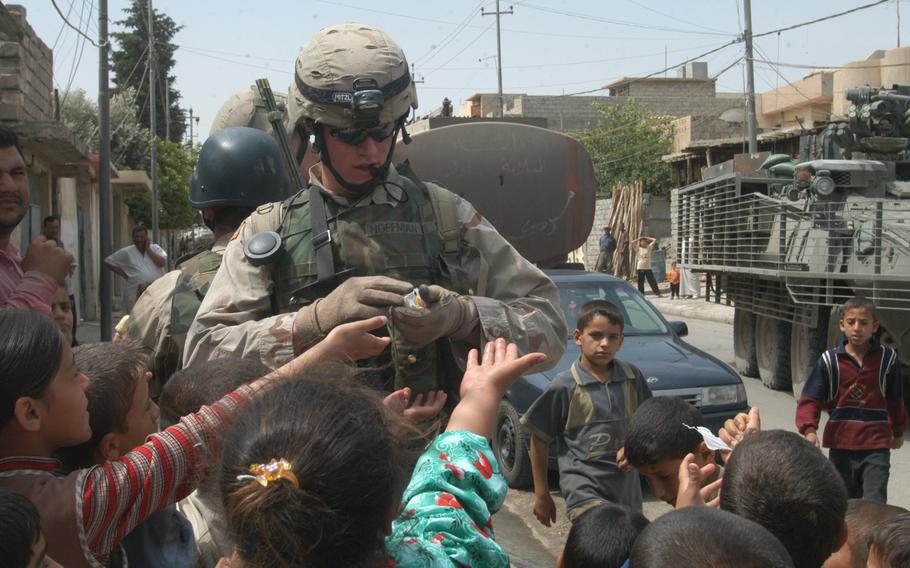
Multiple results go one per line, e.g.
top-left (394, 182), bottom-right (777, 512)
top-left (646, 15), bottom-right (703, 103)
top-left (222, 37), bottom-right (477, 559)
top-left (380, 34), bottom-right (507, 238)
top-left (622, 0), bottom-right (730, 35)
top-left (417, 21), bottom-right (496, 76)
top-left (753, 0), bottom-right (889, 38)
top-left (50, 0), bottom-right (103, 47)
top-left (411, 0), bottom-right (485, 68)
top-left (750, 57), bottom-right (910, 71)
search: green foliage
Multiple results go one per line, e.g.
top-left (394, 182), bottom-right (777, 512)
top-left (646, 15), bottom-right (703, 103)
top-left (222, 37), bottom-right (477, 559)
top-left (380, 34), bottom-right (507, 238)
top-left (112, 0), bottom-right (185, 142)
top-left (125, 140), bottom-right (199, 230)
top-left (573, 99), bottom-right (674, 195)
top-left (59, 88), bottom-right (150, 170)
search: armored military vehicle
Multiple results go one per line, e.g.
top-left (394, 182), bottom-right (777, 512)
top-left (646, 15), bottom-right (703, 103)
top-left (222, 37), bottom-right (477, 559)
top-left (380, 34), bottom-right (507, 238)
top-left (672, 85), bottom-right (910, 395)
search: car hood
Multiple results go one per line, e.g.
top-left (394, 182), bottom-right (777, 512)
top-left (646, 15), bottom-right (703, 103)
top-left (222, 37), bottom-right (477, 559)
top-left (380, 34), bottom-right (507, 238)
top-left (509, 334), bottom-right (741, 412)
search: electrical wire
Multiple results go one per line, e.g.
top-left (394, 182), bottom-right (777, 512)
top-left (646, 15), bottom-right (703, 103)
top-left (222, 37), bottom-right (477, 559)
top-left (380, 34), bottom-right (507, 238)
top-left (423, 21), bottom-right (495, 76)
top-left (622, 0), bottom-right (730, 35)
top-left (411, 0), bottom-right (485, 68)
top-left (753, 0), bottom-right (889, 38)
top-left (50, 0), bottom-right (103, 47)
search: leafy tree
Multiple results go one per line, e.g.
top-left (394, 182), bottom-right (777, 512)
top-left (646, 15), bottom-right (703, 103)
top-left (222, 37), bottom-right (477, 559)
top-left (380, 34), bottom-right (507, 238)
top-left (59, 88), bottom-right (150, 169)
top-left (125, 139), bottom-right (199, 230)
top-left (574, 99), bottom-right (674, 195)
top-left (111, 0), bottom-right (185, 143)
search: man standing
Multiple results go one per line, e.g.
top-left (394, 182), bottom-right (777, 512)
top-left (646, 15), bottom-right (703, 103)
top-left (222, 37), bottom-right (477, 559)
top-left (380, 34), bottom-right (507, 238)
top-left (631, 235), bottom-right (662, 297)
top-left (595, 226), bottom-right (616, 274)
top-left (104, 225), bottom-right (167, 312)
top-left (43, 215), bottom-right (77, 337)
top-left (0, 127), bottom-right (71, 316)
top-left (185, 24), bottom-right (565, 396)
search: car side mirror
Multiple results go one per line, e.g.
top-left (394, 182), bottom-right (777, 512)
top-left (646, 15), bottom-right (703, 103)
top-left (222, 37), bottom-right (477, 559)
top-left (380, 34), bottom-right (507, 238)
top-left (669, 321), bottom-right (688, 337)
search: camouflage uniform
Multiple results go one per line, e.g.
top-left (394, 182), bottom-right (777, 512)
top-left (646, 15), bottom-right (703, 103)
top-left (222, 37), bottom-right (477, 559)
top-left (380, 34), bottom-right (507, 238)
top-left (183, 164), bottom-right (566, 381)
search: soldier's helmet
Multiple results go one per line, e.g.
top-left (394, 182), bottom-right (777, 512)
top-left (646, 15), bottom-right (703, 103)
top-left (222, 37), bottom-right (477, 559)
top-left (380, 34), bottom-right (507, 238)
top-left (210, 86), bottom-right (288, 138)
top-left (287, 23), bottom-right (418, 134)
top-left (189, 127), bottom-right (290, 209)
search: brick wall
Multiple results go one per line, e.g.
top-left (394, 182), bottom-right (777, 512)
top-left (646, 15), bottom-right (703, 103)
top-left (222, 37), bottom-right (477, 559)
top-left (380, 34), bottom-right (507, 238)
top-left (0, 5), bottom-right (53, 123)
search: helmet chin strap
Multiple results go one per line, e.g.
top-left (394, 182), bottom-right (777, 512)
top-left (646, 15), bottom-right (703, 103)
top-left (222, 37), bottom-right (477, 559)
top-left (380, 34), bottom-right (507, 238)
top-left (315, 117), bottom-right (410, 197)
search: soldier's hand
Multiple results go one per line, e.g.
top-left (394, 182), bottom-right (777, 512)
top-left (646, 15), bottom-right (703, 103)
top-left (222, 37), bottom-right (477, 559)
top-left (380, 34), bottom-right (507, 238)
top-left (390, 284), bottom-right (479, 347)
top-left (21, 236), bottom-right (73, 285)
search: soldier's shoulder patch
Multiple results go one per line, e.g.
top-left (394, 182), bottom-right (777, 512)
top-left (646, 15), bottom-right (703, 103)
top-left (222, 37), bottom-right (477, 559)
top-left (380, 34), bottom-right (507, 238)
top-left (231, 221), bottom-right (245, 241)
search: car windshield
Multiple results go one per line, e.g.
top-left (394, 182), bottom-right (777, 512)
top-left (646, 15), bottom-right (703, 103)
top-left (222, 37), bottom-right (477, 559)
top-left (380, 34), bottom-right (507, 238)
top-left (558, 281), bottom-right (668, 337)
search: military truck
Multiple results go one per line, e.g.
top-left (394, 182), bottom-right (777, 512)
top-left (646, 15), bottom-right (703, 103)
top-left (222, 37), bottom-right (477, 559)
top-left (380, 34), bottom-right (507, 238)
top-left (672, 85), bottom-right (910, 395)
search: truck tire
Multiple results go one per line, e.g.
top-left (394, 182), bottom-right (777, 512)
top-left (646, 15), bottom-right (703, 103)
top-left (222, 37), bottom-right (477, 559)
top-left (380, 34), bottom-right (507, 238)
top-left (493, 400), bottom-right (533, 488)
top-left (734, 308), bottom-right (759, 378)
top-left (790, 307), bottom-right (831, 398)
top-left (755, 314), bottom-right (792, 390)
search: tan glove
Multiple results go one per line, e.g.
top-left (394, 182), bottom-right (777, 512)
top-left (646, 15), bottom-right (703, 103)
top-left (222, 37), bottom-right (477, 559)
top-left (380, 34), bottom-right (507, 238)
top-left (390, 284), bottom-right (479, 347)
top-left (294, 276), bottom-right (413, 347)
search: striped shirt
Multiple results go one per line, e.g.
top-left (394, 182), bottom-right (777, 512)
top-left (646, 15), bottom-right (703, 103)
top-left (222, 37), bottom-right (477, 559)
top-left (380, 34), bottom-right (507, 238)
top-left (0, 385), bottom-right (252, 567)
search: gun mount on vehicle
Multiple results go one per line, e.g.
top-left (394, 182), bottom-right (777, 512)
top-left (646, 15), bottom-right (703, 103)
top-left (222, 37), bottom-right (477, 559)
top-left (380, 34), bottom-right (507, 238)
top-left (672, 85), bottom-right (910, 395)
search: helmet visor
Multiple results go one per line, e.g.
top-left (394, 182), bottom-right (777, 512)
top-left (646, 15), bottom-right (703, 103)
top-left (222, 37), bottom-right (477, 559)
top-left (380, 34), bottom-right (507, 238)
top-left (328, 121), bottom-right (396, 146)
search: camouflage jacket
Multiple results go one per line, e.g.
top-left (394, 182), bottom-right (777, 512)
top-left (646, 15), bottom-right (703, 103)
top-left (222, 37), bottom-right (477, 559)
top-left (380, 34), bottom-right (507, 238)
top-left (126, 235), bottom-right (229, 384)
top-left (183, 164), bottom-right (566, 373)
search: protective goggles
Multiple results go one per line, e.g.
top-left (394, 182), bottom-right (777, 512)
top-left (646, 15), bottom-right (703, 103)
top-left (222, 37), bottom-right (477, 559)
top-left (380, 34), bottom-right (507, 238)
top-left (328, 122), bottom-right (396, 146)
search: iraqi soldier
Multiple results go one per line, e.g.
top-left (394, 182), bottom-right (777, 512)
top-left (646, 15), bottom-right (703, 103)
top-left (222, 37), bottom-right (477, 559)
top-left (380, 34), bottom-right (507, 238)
top-left (125, 126), bottom-right (289, 386)
top-left (183, 23), bottom-right (566, 394)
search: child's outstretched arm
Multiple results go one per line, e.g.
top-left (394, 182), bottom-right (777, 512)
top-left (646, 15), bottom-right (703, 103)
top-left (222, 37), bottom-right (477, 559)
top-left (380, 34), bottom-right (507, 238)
top-left (447, 338), bottom-right (547, 437)
top-left (78, 316), bottom-right (390, 565)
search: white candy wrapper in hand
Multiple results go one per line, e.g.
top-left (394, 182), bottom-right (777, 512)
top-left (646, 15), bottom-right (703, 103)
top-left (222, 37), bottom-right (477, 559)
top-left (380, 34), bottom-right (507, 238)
top-left (404, 287), bottom-right (428, 311)
top-left (683, 423), bottom-right (733, 452)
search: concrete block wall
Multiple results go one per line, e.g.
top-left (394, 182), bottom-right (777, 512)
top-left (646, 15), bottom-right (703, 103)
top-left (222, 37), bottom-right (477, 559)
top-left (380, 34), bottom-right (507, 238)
top-left (0, 5), bottom-right (52, 123)
top-left (582, 193), bottom-right (672, 271)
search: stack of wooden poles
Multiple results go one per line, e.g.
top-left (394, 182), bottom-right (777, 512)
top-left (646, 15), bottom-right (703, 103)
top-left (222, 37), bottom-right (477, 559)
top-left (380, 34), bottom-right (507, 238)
top-left (608, 181), bottom-right (644, 277)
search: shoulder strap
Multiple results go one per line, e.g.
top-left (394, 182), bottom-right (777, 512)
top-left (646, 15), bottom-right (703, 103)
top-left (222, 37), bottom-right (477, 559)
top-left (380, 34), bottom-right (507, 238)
top-left (248, 201), bottom-right (284, 236)
top-left (397, 160), bottom-right (461, 257)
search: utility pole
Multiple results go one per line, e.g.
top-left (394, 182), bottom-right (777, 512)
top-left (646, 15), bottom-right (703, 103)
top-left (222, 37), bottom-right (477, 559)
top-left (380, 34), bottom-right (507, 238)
top-left (164, 75), bottom-right (170, 141)
top-left (98, 0), bottom-right (113, 340)
top-left (898, 0), bottom-right (902, 48)
top-left (482, 1), bottom-right (513, 118)
top-left (743, 0), bottom-right (758, 153)
top-left (409, 64), bottom-right (424, 122)
top-left (186, 107), bottom-right (199, 147)
top-left (148, 0), bottom-right (160, 244)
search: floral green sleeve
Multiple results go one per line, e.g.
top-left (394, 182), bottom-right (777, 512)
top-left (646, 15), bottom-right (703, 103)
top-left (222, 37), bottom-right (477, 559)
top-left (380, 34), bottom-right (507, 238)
top-left (385, 431), bottom-right (510, 568)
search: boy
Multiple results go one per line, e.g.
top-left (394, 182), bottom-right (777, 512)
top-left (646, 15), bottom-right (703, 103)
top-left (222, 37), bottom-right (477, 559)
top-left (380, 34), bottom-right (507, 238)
top-left (667, 262), bottom-right (680, 300)
top-left (630, 507), bottom-right (794, 568)
top-left (0, 489), bottom-right (63, 568)
top-left (824, 499), bottom-right (908, 568)
top-left (867, 512), bottom-right (910, 568)
top-left (521, 300), bottom-right (652, 524)
top-left (558, 502), bottom-right (648, 568)
top-left (796, 297), bottom-right (908, 503)
top-left (63, 343), bottom-right (196, 567)
top-left (623, 396), bottom-right (719, 507)
top-left (721, 430), bottom-right (848, 568)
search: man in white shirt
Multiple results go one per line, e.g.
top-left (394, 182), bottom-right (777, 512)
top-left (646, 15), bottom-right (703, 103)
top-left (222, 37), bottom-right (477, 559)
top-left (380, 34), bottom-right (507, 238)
top-left (105, 225), bottom-right (167, 312)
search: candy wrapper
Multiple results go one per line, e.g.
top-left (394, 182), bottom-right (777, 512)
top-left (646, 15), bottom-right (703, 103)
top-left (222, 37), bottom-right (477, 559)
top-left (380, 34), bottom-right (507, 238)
top-left (404, 287), bottom-right (428, 311)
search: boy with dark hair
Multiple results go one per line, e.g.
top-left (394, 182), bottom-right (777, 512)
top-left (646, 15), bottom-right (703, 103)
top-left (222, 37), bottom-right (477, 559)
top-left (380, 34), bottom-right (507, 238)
top-left (824, 499), bottom-right (908, 568)
top-left (867, 512), bottom-right (910, 568)
top-left (630, 507), bottom-right (794, 568)
top-left (558, 502), bottom-right (648, 568)
top-left (623, 396), bottom-right (718, 507)
top-left (0, 489), bottom-right (62, 568)
top-left (721, 429), bottom-right (848, 568)
top-left (796, 297), bottom-right (907, 503)
top-left (522, 300), bottom-right (652, 524)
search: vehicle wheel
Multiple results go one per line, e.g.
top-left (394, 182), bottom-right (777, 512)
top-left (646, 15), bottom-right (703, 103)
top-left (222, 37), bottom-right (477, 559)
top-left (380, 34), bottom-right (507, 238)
top-left (755, 314), bottom-right (792, 390)
top-left (789, 307), bottom-right (830, 398)
top-left (493, 400), bottom-right (533, 488)
top-left (733, 308), bottom-right (759, 378)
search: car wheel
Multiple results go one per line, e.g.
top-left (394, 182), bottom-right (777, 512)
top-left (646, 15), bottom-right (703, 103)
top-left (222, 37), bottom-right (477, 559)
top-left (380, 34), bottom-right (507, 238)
top-left (493, 400), bottom-right (533, 488)
top-left (733, 308), bottom-right (759, 378)
top-left (790, 307), bottom-right (831, 398)
top-left (755, 314), bottom-right (792, 390)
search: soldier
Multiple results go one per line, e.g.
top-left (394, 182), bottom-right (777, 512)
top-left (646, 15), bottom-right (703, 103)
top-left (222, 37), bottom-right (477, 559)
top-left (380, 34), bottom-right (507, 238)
top-left (183, 23), bottom-right (566, 395)
top-left (125, 126), bottom-right (289, 387)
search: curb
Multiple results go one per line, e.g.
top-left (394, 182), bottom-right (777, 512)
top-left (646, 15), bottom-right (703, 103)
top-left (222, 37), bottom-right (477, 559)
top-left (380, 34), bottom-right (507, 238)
top-left (651, 299), bottom-right (735, 326)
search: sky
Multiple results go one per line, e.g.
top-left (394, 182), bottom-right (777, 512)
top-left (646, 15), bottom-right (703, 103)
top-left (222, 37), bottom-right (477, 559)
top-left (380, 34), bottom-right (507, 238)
top-left (22, 0), bottom-right (905, 142)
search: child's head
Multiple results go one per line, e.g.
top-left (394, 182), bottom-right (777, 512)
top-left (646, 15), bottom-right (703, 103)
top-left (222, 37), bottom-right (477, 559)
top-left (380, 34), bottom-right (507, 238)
top-left (630, 506), bottom-right (794, 568)
top-left (159, 357), bottom-right (270, 428)
top-left (574, 300), bottom-right (624, 368)
top-left (558, 503), bottom-right (648, 568)
top-left (867, 512), bottom-right (910, 568)
top-left (840, 297), bottom-right (878, 348)
top-left (824, 499), bottom-right (908, 568)
top-left (624, 397), bottom-right (713, 506)
top-left (0, 310), bottom-right (90, 452)
top-left (220, 367), bottom-right (411, 567)
top-left (51, 286), bottom-right (74, 347)
top-left (671, 261), bottom-right (678, 268)
top-left (60, 343), bottom-right (155, 469)
top-left (0, 490), bottom-right (62, 568)
top-left (721, 430), bottom-right (847, 568)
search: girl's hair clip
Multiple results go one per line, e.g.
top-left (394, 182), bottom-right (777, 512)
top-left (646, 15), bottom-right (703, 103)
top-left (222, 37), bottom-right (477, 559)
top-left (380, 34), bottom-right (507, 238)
top-left (238, 458), bottom-right (300, 488)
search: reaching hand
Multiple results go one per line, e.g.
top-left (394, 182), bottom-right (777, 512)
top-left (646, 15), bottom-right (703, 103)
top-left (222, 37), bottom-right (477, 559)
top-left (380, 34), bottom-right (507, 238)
top-left (675, 453), bottom-right (721, 509)
top-left (383, 387), bottom-right (447, 423)
top-left (616, 447), bottom-right (633, 473)
top-left (805, 431), bottom-right (820, 448)
top-left (446, 338), bottom-right (547, 437)
top-left (313, 315), bottom-right (391, 362)
top-left (718, 406), bottom-right (762, 462)
top-left (533, 493), bottom-right (558, 527)
top-left (21, 236), bottom-right (72, 285)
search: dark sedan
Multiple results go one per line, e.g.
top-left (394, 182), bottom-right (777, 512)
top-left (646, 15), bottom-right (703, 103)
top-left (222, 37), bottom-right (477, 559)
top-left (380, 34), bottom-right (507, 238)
top-left (494, 270), bottom-right (748, 488)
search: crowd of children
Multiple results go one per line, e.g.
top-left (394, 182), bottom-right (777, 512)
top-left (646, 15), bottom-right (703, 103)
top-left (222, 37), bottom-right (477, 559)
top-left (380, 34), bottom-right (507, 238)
top-left (0, 292), bottom-right (908, 567)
